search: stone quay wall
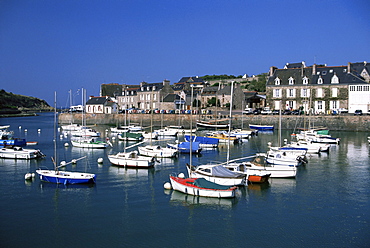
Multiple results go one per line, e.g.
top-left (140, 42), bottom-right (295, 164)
top-left (58, 113), bottom-right (370, 132)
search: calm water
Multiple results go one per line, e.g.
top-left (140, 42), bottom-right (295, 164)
top-left (0, 113), bottom-right (369, 248)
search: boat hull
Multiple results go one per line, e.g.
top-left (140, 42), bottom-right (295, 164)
top-left (0, 147), bottom-right (44, 159)
top-left (248, 124), bottom-right (274, 131)
top-left (108, 153), bottom-right (155, 168)
top-left (36, 170), bottom-right (96, 184)
top-left (169, 176), bottom-right (236, 198)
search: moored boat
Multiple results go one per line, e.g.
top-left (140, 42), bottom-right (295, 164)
top-left (169, 175), bottom-right (237, 198)
top-left (108, 151), bottom-right (156, 168)
top-left (0, 146), bottom-right (45, 159)
top-left (248, 124), bottom-right (274, 131)
top-left (184, 135), bottom-right (219, 148)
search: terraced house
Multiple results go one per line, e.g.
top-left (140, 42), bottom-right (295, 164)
top-left (266, 61), bottom-right (370, 114)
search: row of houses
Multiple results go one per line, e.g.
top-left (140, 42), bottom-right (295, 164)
top-left (84, 61), bottom-right (370, 114)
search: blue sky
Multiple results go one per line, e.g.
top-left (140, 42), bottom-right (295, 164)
top-left (1, 0), bottom-right (369, 106)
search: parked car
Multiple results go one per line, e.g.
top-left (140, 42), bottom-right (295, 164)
top-left (291, 109), bottom-right (304, 115)
top-left (354, 110), bottom-right (363, 116)
top-left (253, 108), bottom-right (262, 115)
top-left (283, 110), bottom-right (292, 115)
top-left (243, 108), bottom-right (253, 115)
top-left (338, 108), bottom-right (348, 114)
top-left (272, 110), bottom-right (280, 115)
top-left (261, 107), bottom-right (272, 115)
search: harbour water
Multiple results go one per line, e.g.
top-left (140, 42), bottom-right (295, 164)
top-left (1, 112), bottom-right (369, 248)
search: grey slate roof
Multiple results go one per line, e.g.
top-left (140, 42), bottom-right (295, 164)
top-left (86, 97), bottom-right (109, 105)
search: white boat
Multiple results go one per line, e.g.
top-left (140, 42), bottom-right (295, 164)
top-left (108, 151), bottom-right (156, 168)
top-left (227, 129), bottom-right (252, 139)
top-left (70, 126), bottom-right (100, 137)
top-left (110, 125), bottom-right (143, 133)
top-left (235, 155), bottom-right (297, 178)
top-left (296, 130), bottom-right (340, 144)
top-left (71, 138), bottom-right (111, 149)
top-left (61, 123), bottom-right (82, 131)
top-left (169, 175), bottom-right (237, 198)
top-left (155, 128), bottom-right (178, 136)
top-left (138, 145), bottom-right (177, 158)
top-left (133, 131), bottom-right (158, 140)
top-left (167, 125), bottom-right (195, 134)
top-left (286, 140), bottom-right (329, 153)
top-left (196, 120), bottom-right (229, 129)
top-left (0, 146), bottom-right (45, 159)
top-left (223, 163), bottom-right (271, 183)
top-left (186, 163), bottom-right (247, 186)
top-left (264, 149), bottom-right (306, 167)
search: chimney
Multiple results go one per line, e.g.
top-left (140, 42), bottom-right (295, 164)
top-left (312, 64), bottom-right (316, 75)
top-left (347, 62), bottom-right (351, 73)
top-left (269, 66), bottom-right (277, 77)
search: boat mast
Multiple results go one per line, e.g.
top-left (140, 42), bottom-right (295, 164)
top-left (53, 91), bottom-right (58, 171)
top-left (227, 81), bottom-right (234, 164)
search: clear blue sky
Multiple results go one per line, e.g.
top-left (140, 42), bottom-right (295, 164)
top-left (1, 0), bottom-right (369, 106)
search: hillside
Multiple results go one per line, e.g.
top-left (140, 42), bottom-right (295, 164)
top-left (0, 89), bottom-right (52, 114)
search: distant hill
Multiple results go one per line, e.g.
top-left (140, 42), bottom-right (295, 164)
top-left (0, 89), bottom-right (52, 114)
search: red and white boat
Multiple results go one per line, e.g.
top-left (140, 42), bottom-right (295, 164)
top-left (169, 175), bottom-right (237, 198)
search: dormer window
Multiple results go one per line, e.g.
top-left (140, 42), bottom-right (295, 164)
top-left (317, 76), bottom-right (323, 84)
top-left (274, 77), bottom-right (281, 85)
top-left (288, 77), bottom-right (295, 85)
top-left (147, 87), bottom-right (150, 91)
top-left (141, 87), bottom-right (144, 91)
top-left (331, 74), bottom-right (339, 84)
top-left (303, 76), bottom-right (309, 85)
top-left (153, 86), bottom-right (156, 91)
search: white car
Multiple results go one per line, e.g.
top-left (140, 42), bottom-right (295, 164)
top-left (338, 108), bottom-right (348, 113)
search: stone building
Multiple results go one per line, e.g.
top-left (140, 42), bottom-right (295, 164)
top-left (266, 61), bottom-right (370, 114)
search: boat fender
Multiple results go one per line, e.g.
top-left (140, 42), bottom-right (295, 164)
top-left (164, 182), bottom-right (172, 190)
top-left (178, 173), bottom-right (185, 178)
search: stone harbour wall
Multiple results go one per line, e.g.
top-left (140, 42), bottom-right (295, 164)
top-left (58, 113), bottom-right (370, 132)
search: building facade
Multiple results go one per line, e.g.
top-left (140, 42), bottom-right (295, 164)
top-left (266, 61), bottom-right (370, 114)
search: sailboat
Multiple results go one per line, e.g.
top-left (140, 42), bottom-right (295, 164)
top-left (36, 92), bottom-right (96, 184)
top-left (138, 90), bottom-right (177, 158)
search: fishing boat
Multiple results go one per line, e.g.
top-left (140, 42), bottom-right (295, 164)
top-left (71, 138), bottom-right (111, 149)
top-left (169, 175), bottom-right (237, 198)
top-left (36, 92), bottom-right (96, 185)
top-left (248, 124), bottom-right (274, 131)
top-left (184, 135), bottom-right (219, 148)
top-left (167, 141), bottom-right (202, 154)
top-left (196, 120), bottom-right (229, 130)
top-left (118, 132), bottom-right (144, 141)
top-left (108, 151), bottom-right (156, 168)
top-left (0, 146), bottom-right (45, 159)
top-left (138, 145), bottom-right (177, 158)
top-left (186, 163), bottom-right (247, 186)
top-left (0, 125), bottom-right (27, 147)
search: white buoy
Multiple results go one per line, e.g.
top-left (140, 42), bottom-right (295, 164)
top-left (164, 182), bottom-right (172, 190)
top-left (97, 157), bottom-right (103, 163)
top-left (267, 142), bottom-right (272, 147)
top-left (112, 136), bottom-right (116, 140)
top-left (24, 173), bottom-right (33, 180)
top-left (38, 129), bottom-right (41, 132)
top-left (178, 173), bottom-right (185, 178)
top-left (64, 142), bottom-right (69, 147)
top-left (72, 159), bottom-right (77, 164)
top-left (60, 161), bottom-right (66, 166)
top-left (19, 126), bottom-right (22, 129)
top-left (24, 129), bottom-right (28, 132)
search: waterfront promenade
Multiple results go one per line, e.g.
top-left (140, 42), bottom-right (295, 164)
top-left (59, 112), bottom-right (370, 131)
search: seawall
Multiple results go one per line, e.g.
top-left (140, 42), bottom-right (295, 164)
top-left (59, 113), bottom-right (370, 131)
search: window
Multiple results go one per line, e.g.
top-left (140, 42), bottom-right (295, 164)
top-left (322, 71), bottom-right (327, 75)
top-left (332, 88), bottom-right (338, 97)
top-left (274, 77), bottom-right (281, 85)
top-left (318, 101), bottom-right (323, 110)
top-left (317, 77), bottom-right (323, 84)
top-left (303, 76), bottom-right (309, 85)
top-left (349, 86), bottom-right (355, 91)
top-left (273, 89), bottom-right (281, 98)
top-left (364, 86), bottom-right (369, 91)
top-left (288, 77), bottom-right (294, 85)
top-left (301, 88), bottom-right (310, 98)
top-left (331, 74), bottom-right (339, 84)
top-left (317, 88), bottom-right (323, 97)
top-left (287, 89), bottom-right (295, 97)
top-left (357, 86), bottom-right (362, 91)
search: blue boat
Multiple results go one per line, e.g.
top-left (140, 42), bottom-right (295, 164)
top-left (36, 169), bottom-right (96, 184)
top-left (184, 135), bottom-right (219, 148)
top-left (0, 125), bottom-right (26, 147)
top-left (248, 124), bottom-right (274, 131)
top-left (167, 141), bottom-right (202, 153)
